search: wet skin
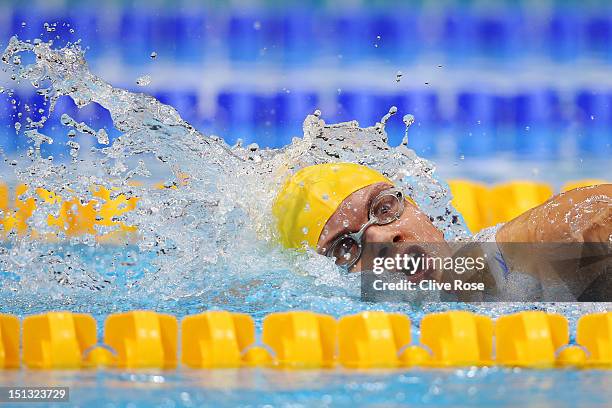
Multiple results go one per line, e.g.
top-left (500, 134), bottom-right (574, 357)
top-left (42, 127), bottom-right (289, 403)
top-left (497, 183), bottom-right (612, 244)
top-left (317, 182), bottom-right (612, 280)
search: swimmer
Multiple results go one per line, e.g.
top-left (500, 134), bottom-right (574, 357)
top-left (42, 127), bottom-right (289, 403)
top-left (273, 163), bottom-right (612, 300)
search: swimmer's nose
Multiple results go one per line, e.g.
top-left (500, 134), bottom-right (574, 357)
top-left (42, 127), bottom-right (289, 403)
top-left (364, 223), bottom-right (406, 243)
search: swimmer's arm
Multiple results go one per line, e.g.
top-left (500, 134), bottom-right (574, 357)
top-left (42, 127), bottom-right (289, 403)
top-left (496, 184), bottom-right (612, 244)
top-left (489, 185), bottom-right (612, 300)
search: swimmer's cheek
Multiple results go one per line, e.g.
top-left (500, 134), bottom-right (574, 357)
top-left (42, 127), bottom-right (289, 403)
top-left (349, 258), bottom-right (363, 273)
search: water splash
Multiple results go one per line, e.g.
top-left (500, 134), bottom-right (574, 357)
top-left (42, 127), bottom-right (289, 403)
top-left (402, 114), bottom-right (415, 146)
top-left (136, 75), bottom-right (151, 87)
top-left (1, 36), bottom-right (603, 322)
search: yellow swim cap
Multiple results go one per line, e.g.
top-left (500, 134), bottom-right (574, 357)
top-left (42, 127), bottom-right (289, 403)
top-left (272, 162), bottom-right (394, 249)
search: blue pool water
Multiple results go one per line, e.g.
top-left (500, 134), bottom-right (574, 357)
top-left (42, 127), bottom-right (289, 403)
top-left (1, 351), bottom-right (611, 407)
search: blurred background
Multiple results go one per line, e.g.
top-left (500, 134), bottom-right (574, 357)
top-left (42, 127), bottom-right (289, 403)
top-left (0, 0), bottom-right (610, 184)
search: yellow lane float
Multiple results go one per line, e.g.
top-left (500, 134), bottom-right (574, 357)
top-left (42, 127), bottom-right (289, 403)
top-left (1, 310), bottom-right (610, 370)
top-left (495, 311), bottom-right (584, 368)
top-left (23, 312), bottom-right (98, 369)
top-left (182, 311), bottom-right (260, 368)
top-left (338, 311), bottom-right (414, 368)
top-left (420, 311), bottom-right (493, 367)
top-left (263, 311), bottom-right (336, 368)
top-left (0, 182), bottom-right (138, 243)
top-left (576, 312), bottom-right (612, 367)
top-left (104, 310), bottom-right (178, 369)
top-left (0, 313), bottom-right (19, 369)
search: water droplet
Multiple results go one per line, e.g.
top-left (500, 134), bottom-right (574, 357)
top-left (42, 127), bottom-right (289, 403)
top-left (253, 21), bottom-right (261, 30)
top-left (136, 75), bottom-right (151, 87)
top-left (313, 109), bottom-right (321, 118)
top-left (380, 106), bottom-right (398, 126)
top-left (590, 115), bottom-right (595, 120)
top-left (403, 114), bottom-right (415, 127)
top-left (401, 114), bottom-right (415, 146)
top-left (96, 128), bottom-right (109, 145)
top-left (150, 51), bottom-right (157, 59)
top-left (322, 194), bottom-right (329, 201)
top-left (342, 220), bottom-right (350, 228)
top-left (60, 113), bottom-right (73, 126)
top-left (14, 122), bottom-right (21, 133)
top-left (395, 71), bottom-right (403, 82)
top-left (302, 227), bottom-right (309, 235)
top-left (0, 87), bottom-right (4, 94)
top-left (67, 140), bottom-right (80, 158)
top-left (21, 22), bottom-right (26, 27)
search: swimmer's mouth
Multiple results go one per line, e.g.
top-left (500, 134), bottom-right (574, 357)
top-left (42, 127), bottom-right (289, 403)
top-left (398, 245), bottom-right (435, 282)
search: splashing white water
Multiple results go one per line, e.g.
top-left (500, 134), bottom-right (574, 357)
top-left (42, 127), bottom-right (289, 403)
top-left (7, 36), bottom-right (575, 320)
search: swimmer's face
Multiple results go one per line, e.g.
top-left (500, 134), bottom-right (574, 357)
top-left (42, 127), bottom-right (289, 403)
top-left (317, 182), bottom-right (449, 279)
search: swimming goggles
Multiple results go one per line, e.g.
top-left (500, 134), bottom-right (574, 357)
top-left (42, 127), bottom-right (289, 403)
top-left (324, 187), bottom-right (406, 270)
